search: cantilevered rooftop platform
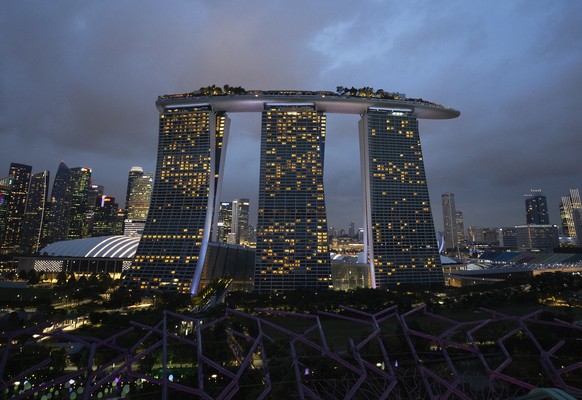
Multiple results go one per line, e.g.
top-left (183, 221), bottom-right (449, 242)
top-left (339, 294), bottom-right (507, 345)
top-left (157, 89), bottom-right (460, 119)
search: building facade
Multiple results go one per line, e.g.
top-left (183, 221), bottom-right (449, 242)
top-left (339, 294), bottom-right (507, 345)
top-left (217, 201), bottom-right (232, 243)
top-left (67, 167), bottom-right (92, 240)
top-left (232, 198), bottom-right (250, 246)
top-left (43, 162), bottom-right (73, 246)
top-left (455, 210), bottom-right (465, 248)
top-left (126, 172), bottom-right (153, 221)
top-left (92, 196), bottom-right (120, 236)
top-left (560, 189), bottom-right (581, 238)
top-left (0, 176), bottom-right (10, 247)
top-left (254, 104), bottom-right (332, 291)
top-left (20, 170), bottom-right (50, 254)
top-left (125, 166), bottom-right (143, 210)
top-left (515, 224), bottom-right (559, 251)
top-left (525, 190), bottom-right (549, 225)
top-left (1, 163), bottom-right (32, 254)
top-left (441, 193), bottom-right (457, 252)
top-left (361, 109), bottom-right (442, 286)
top-left (124, 89), bottom-right (458, 293)
top-left (124, 105), bottom-right (230, 293)
top-left (124, 170), bottom-right (153, 236)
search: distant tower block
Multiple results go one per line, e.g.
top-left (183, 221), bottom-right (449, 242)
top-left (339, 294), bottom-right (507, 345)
top-left (232, 198), bottom-right (250, 245)
top-left (441, 193), bottom-right (457, 251)
top-left (125, 166), bottom-right (143, 211)
top-left (124, 105), bottom-right (230, 293)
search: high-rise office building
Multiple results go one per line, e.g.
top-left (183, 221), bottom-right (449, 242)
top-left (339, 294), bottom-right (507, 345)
top-left (126, 172), bottom-right (153, 221)
top-left (525, 189), bottom-right (549, 225)
top-left (125, 89), bottom-right (458, 293)
top-left (20, 170), bottom-right (49, 254)
top-left (217, 201), bottom-right (232, 243)
top-left (0, 176), bottom-right (10, 248)
top-left (92, 195), bottom-right (119, 236)
top-left (125, 166), bottom-right (144, 210)
top-left (67, 167), bottom-right (92, 240)
top-left (232, 198), bottom-right (250, 246)
top-left (1, 163), bottom-right (32, 254)
top-left (255, 104), bottom-right (331, 291)
top-left (124, 171), bottom-right (153, 236)
top-left (441, 193), bottom-right (457, 252)
top-left (124, 105), bottom-right (230, 293)
top-left (561, 189), bottom-right (581, 238)
top-left (86, 184), bottom-right (104, 235)
top-left (348, 221), bottom-right (355, 238)
top-left (455, 210), bottom-right (465, 249)
top-left (361, 109), bottom-right (441, 286)
top-left (43, 162), bottom-right (73, 245)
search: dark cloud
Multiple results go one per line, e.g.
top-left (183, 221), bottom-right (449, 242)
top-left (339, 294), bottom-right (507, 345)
top-left (1, 1), bottom-right (581, 233)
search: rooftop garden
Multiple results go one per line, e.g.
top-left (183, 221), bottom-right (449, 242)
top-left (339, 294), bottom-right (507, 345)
top-left (159, 85), bottom-right (449, 109)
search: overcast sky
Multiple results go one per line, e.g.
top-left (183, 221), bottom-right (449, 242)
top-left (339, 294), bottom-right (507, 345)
top-left (1, 1), bottom-right (582, 233)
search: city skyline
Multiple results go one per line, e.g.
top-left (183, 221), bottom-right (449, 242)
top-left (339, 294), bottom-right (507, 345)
top-left (5, 156), bottom-right (582, 237)
top-left (2, 2), bottom-right (582, 232)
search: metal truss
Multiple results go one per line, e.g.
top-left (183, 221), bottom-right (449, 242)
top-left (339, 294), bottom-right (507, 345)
top-left (1, 305), bottom-right (581, 399)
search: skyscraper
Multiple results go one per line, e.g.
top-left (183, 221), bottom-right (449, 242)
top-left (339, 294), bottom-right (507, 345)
top-left (255, 104), bottom-right (331, 291)
top-left (124, 105), bottom-right (230, 293)
top-left (92, 195), bottom-right (119, 236)
top-left (0, 176), bottom-right (10, 248)
top-left (67, 167), bottom-right (92, 240)
top-left (126, 89), bottom-right (458, 293)
top-left (455, 210), bottom-right (465, 249)
top-left (126, 172), bottom-right (153, 221)
top-left (561, 189), bottom-right (581, 238)
top-left (361, 109), bottom-right (441, 286)
top-left (560, 188), bottom-right (582, 246)
top-left (125, 166), bottom-right (144, 211)
top-left (43, 162), bottom-right (73, 245)
top-left (441, 193), bottom-right (457, 252)
top-left (525, 189), bottom-right (549, 225)
top-left (217, 201), bottom-right (232, 243)
top-left (562, 190), bottom-right (577, 238)
top-left (20, 170), bottom-right (50, 254)
top-left (1, 163), bottom-right (32, 254)
top-left (86, 184), bottom-right (104, 235)
top-left (232, 198), bottom-right (250, 245)
top-left (124, 171), bottom-right (153, 236)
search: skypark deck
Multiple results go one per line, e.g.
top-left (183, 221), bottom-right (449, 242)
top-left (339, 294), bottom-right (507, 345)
top-left (157, 89), bottom-right (460, 119)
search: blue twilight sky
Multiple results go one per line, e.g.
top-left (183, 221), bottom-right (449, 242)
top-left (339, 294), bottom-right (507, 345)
top-left (1, 1), bottom-right (582, 233)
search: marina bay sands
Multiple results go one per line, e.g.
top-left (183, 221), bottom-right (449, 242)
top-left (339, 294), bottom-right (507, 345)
top-left (123, 88), bottom-right (460, 293)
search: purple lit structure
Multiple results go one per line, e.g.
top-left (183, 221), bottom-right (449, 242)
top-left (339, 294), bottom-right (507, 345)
top-left (1, 305), bottom-right (581, 399)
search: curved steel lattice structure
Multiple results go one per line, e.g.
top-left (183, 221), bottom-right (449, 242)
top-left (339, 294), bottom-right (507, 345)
top-left (1, 306), bottom-right (581, 399)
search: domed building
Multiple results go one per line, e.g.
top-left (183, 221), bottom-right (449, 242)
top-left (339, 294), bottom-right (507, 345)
top-left (17, 235), bottom-right (141, 280)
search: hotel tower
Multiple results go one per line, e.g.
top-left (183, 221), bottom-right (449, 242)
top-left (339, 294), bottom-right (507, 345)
top-left (254, 104), bottom-right (331, 291)
top-left (123, 88), bottom-right (459, 293)
top-left (124, 105), bottom-right (229, 293)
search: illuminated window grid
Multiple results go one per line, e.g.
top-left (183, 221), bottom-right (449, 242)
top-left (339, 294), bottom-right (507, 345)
top-left (361, 109), bottom-right (442, 287)
top-left (124, 106), bottom-right (228, 293)
top-left (255, 104), bottom-right (332, 292)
